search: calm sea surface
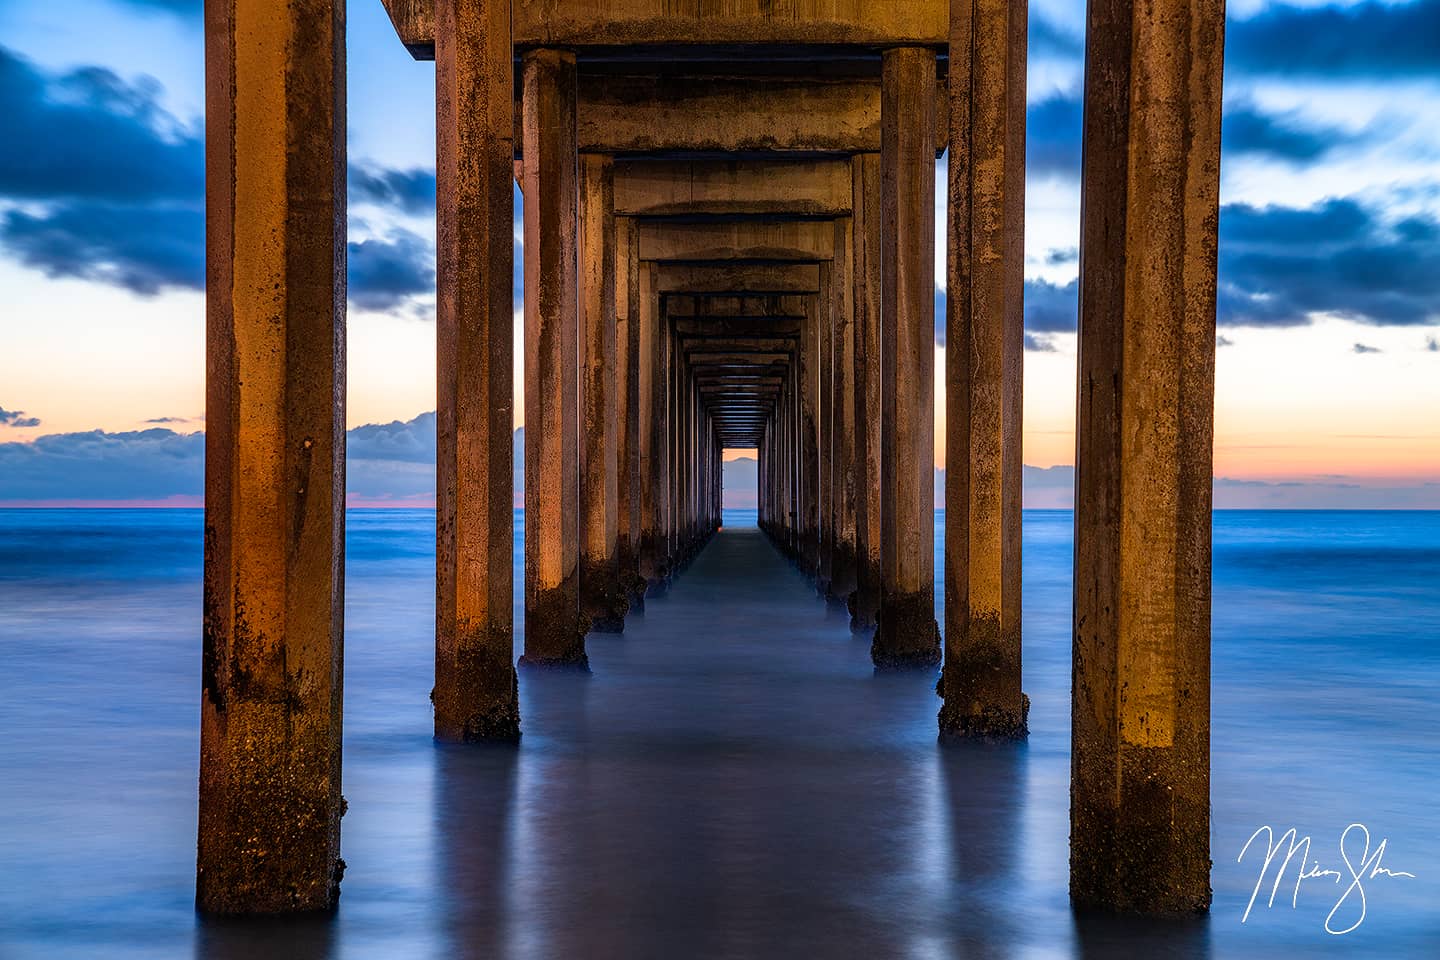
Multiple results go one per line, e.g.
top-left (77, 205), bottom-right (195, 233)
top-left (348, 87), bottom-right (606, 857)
top-left (1, 508), bottom-right (1437, 958)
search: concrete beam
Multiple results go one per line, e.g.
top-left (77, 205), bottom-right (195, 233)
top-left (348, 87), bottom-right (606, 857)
top-left (518, 75), bottom-right (948, 155)
top-left (655, 263), bottom-right (821, 295)
top-left (382, 0), bottom-right (946, 60)
top-left (638, 220), bottom-right (835, 262)
top-left (674, 318), bottom-right (805, 337)
top-left (615, 158), bottom-right (853, 217)
top-left (665, 294), bottom-right (809, 317)
top-left (1070, 0), bottom-right (1225, 915)
top-left (199, 0), bottom-right (346, 914)
top-left (434, 0), bottom-right (519, 744)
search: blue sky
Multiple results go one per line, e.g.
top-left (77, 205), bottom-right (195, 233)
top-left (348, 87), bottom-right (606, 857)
top-left (0, 0), bottom-right (1437, 506)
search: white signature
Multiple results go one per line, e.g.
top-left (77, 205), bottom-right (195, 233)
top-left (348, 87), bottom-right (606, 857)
top-left (1238, 823), bottom-right (1416, 935)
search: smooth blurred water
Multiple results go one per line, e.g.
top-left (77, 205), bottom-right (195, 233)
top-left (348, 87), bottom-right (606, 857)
top-left (1, 508), bottom-right (1437, 958)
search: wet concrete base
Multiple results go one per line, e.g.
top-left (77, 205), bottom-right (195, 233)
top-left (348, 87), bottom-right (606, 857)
top-left (580, 561), bottom-right (630, 634)
top-left (521, 581), bottom-right (591, 669)
top-left (1071, 744), bottom-right (1212, 914)
top-left (433, 629), bottom-right (521, 743)
top-left (871, 591), bottom-right (941, 669)
top-left (938, 692), bottom-right (1029, 741)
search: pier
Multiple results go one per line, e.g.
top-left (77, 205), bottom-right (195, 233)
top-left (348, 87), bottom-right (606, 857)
top-left (200, 0), bottom-right (1224, 917)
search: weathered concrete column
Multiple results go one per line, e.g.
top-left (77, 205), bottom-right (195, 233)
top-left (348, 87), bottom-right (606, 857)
top-left (1070, 0), bottom-right (1225, 913)
top-left (638, 264), bottom-right (666, 588)
top-left (873, 48), bottom-right (942, 669)
top-left (199, 0), bottom-right (346, 913)
top-left (615, 216), bottom-right (645, 605)
top-left (579, 154), bottom-right (627, 632)
top-left (434, 0), bottom-right (519, 741)
top-left (799, 289), bottom-right (822, 576)
top-left (817, 265), bottom-right (835, 594)
top-left (829, 215), bottom-right (859, 605)
top-left (940, 0), bottom-right (1028, 739)
top-left (521, 49), bottom-right (587, 667)
top-left (851, 154), bottom-right (883, 631)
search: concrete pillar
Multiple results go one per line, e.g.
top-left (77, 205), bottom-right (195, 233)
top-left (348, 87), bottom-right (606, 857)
top-left (851, 153), bottom-right (883, 631)
top-left (818, 268), bottom-right (835, 594)
top-left (940, 0), bottom-right (1028, 739)
top-left (617, 217), bottom-right (645, 606)
top-left (521, 49), bottom-right (587, 667)
top-left (1070, 0), bottom-right (1225, 913)
top-left (829, 215), bottom-right (859, 605)
top-left (874, 48), bottom-right (942, 669)
top-left (434, 0), bottom-right (519, 741)
top-left (639, 264), bottom-right (665, 588)
top-left (579, 154), bottom-right (627, 632)
top-left (800, 288), bottom-right (822, 576)
top-left (199, 0), bottom-right (346, 913)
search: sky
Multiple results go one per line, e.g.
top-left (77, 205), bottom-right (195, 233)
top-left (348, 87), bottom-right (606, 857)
top-left (0, 0), bottom-right (1437, 507)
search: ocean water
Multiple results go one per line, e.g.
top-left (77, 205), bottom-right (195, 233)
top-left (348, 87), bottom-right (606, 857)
top-left (1, 507), bottom-right (1437, 958)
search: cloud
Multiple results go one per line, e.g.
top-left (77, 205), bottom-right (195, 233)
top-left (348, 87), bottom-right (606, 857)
top-left (1026, 88), bottom-right (1363, 181)
top-left (1028, 199), bottom-right (1440, 332)
top-left (143, 416), bottom-right (189, 424)
top-left (348, 230), bottom-right (436, 312)
top-left (1227, 0), bottom-right (1440, 78)
top-left (1353, 342), bottom-right (1382, 354)
top-left (1024, 333), bottom-right (1058, 353)
top-left (2, 202), bottom-right (205, 293)
top-left (1427, 335), bottom-right (1439, 352)
top-left (1218, 199), bottom-right (1440, 328)
top-left (0, 45), bottom-right (443, 313)
top-left (350, 165), bottom-right (437, 215)
top-left (0, 427), bottom-right (203, 500)
top-left (1024, 278), bottom-right (1078, 333)
top-left (0, 407), bottom-right (41, 428)
top-left (1217, 334), bottom-right (1235, 348)
top-left (0, 46), bottom-right (203, 204)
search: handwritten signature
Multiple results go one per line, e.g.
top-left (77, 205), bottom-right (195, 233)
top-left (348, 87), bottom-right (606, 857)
top-left (1239, 823), bottom-right (1415, 935)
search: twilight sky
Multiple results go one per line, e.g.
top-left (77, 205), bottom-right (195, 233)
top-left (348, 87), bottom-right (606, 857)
top-left (0, 0), bottom-right (1437, 507)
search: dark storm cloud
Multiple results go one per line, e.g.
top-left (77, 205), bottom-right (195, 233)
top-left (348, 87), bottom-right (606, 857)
top-left (0, 407), bottom-right (41, 428)
top-left (1427, 336), bottom-right (1439, 352)
top-left (1024, 334), bottom-right (1058, 353)
top-left (1227, 0), bottom-right (1440, 78)
top-left (1353, 342), bottom-right (1383, 354)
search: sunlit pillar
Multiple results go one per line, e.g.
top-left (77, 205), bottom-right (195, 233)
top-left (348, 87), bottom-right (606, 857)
top-left (851, 153), bottom-right (882, 632)
top-left (434, 0), bottom-right (519, 740)
top-left (199, 0), bottom-right (346, 913)
top-left (1070, 0), bottom-right (1225, 913)
top-left (940, 0), bottom-right (1028, 738)
top-left (579, 154), bottom-right (627, 631)
top-left (874, 47), bottom-right (942, 669)
top-left (521, 48), bottom-right (586, 667)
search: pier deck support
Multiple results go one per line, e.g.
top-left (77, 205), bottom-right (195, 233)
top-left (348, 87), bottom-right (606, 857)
top-left (521, 49), bottom-right (588, 667)
top-left (828, 216), bottom-right (859, 606)
top-left (1070, 0), bottom-right (1225, 913)
top-left (850, 153), bottom-right (882, 632)
top-left (579, 154), bottom-right (628, 632)
top-left (433, 0), bottom-right (519, 742)
top-left (873, 47), bottom-right (942, 669)
top-left (199, 0), bottom-right (346, 913)
top-left (615, 216), bottom-right (646, 605)
top-left (940, 0), bottom-right (1028, 739)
